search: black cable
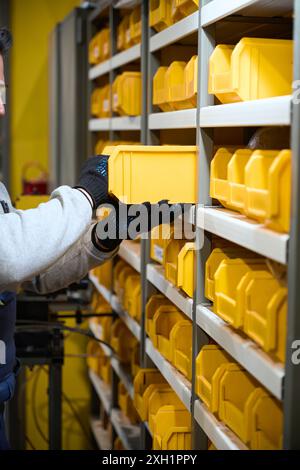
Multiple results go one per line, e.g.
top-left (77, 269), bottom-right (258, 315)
top-left (25, 435), bottom-right (36, 451)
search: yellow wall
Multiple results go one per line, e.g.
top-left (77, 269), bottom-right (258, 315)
top-left (10, 0), bottom-right (80, 199)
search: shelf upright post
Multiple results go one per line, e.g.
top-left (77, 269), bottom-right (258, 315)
top-left (191, 0), bottom-right (215, 450)
top-left (109, 4), bottom-right (119, 142)
top-left (284, 0), bottom-right (300, 450)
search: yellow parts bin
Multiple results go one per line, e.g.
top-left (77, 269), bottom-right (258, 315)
top-left (177, 242), bottom-right (195, 298)
top-left (184, 55), bottom-right (198, 107)
top-left (92, 259), bottom-right (113, 291)
top-left (172, 0), bottom-right (199, 20)
top-left (114, 437), bottom-right (124, 450)
top-left (209, 38), bottom-right (293, 103)
top-left (146, 295), bottom-right (174, 344)
top-left (115, 264), bottom-right (136, 304)
top-left (152, 308), bottom-right (187, 361)
top-left (113, 259), bottom-right (127, 297)
top-left (112, 72), bottom-right (142, 116)
top-left (164, 239), bottom-right (186, 286)
top-left (150, 224), bottom-right (171, 264)
top-left (153, 67), bottom-right (173, 112)
top-left (149, 0), bottom-right (173, 32)
top-left (118, 382), bottom-right (139, 424)
top-left (124, 274), bottom-right (141, 321)
top-left (89, 29), bottom-right (111, 65)
top-left (195, 345), bottom-right (233, 413)
top-left (170, 320), bottom-right (192, 380)
top-left (166, 61), bottom-right (190, 110)
top-left (227, 149), bottom-right (253, 211)
top-left (148, 387), bottom-right (186, 434)
top-left (108, 145), bottom-right (197, 204)
top-left (129, 6), bottom-right (142, 45)
top-left (87, 341), bottom-right (111, 384)
top-left (249, 393), bottom-right (283, 450)
top-left (152, 408), bottom-right (191, 450)
top-left (91, 85), bottom-right (111, 118)
top-left (117, 15), bottom-right (131, 51)
top-left (131, 342), bottom-right (140, 377)
top-left (133, 369), bottom-right (167, 420)
top-left (110, 319), bottom-right (138, 364)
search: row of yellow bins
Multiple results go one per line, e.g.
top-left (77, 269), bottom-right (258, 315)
top-left (87, 340), bottom-right (111, 384)
top-left (146, 294), bottom-right (192, 380)
top-left (89, 28), bottom-right (111, 65)
top-left (112, 72), bottom-right (142, 116)
top-left (210, 148), bottom-right (291, 233)
top-left (117, 6), bottom-right (141, 52)
top-left (151, 224), bottom-right (195, 298)
top-left (114, 259), bottom-right (142, 322)
top-left (134, 369), bottom-right (192, 450)
top-left (150, 0), bottom-right (199, 32)
top-left (209, 38), bottom-right (293, 103)
top-left (205, 246), bottom-right (287, 363)
top-left (196, 344), bottom-right (283, 449)
top-left (153, 56), bottom-right (198, 111)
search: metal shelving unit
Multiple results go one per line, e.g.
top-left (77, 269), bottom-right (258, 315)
top-left (87, 0), bottom-right (300, 450)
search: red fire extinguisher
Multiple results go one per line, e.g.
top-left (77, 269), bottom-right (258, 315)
top-left (22, 161), bottom-right (49, 196)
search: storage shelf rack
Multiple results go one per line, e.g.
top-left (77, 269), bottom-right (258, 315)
top-left (87, 0), bottom-right (300, 450)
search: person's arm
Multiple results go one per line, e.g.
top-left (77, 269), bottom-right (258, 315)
top-left (22, 224), bottom-right (119, 295)
top-left (0, 186), bottom-right (93, 292)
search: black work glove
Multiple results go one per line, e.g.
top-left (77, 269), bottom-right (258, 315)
top-left (92, 199), bottom-right (187, 252)
top-left (75, 155), bottom-right (111, 210)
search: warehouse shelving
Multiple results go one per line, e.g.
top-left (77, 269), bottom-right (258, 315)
top-left (89, 273), bottom-right (112, 305)
top-left (150, 11), bottom-right (198, 52)
top-left (197, 207), bottom-right (288, 265)
top-left (89, 369), bottom-right (111, 414)
top-left (196, 305), bottom-right (284, 400)
top-left (90, 417), bottom-right (111, 450)
top-left (87, 0), bottom-right (300, 450)
top-left (89, 44), bottom-right (141, 80)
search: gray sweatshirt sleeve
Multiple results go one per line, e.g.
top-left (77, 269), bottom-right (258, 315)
top-left (22, 224), bottom-right (118, 295)
top-left (0, 185), bottom-right (93, 292)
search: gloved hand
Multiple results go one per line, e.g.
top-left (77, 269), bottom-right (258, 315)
top-left (75, 155), bottom-right (111, 210)
top-left (92, 199), bottom-right (186, 252)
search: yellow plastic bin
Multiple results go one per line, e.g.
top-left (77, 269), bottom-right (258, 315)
top-left (101, 28), bottom-right (111, 61)
top-left (150, 0), bottom-right (173, 32)
top-left (205, 247), bottom-right (253, 302)
top-left (167, 61), bottom-right (196, 110)
top-left (214, 258), bottom-right (267, 328)
top-left (114, 437), bottom-right (125, 450)
top-left (164, 239), bottom-right (187, 286)
top-left (152, 407), bottom-right (191, 450)
top-left (124, 274), bottom-right (141, 320)
top-left (150, 224), bottom-right (171, 264)
top-left (129, 6), bottom-right (141, 45)
top-left (91, 88), bottom-right (103, 117)
top-left (110, 319), bottom-right (138, 364)
top-left (116, 265), bottom-right (136, 304)
top-left (118, 382), bottom-right (139, 424)
top-left (184, 55), bottom-right (198, 108)
top-left (172, 0), bottom-right (199, 20)
top-left (133, 369), bottom-right (167, 421)
top-left (241, 271), bottom-right (287, 362)
top-left (148, 387), bottom-right (186, 433)
top-left (97, 316), bottom-right (113, 344)
top-left (89, 32), bottom-right (102, 65)
top-left (113, 260), bottom-right (127, 297)
top-left (93, 259), bottom-right (113, 291)
top-left (170, 320), bottom-right (192, 380)
top-left (249, 393), bottom-right (283, 450)
top-left (87, 341), bottom-right (102, 375)
top-left (131, 342), bottom-right (140, 377)
top-left (152, 309), bottom-right (186, 361)
top-left (177, 242), bottom-right (195, 298)
top-left (218, 365), bottom-right (266, 445)
top-left (210, 148), bottom-right (233, 208)
top-left (117, 15), bottom-right (130, 51)
top-left (196, 345), bottom-right (233, 413)
top-left (108, 145), bottom-right (197, 204)
top-left (209, 38), bottom-right (293, 103)
top-left (227, 149), bottom-right (253, 212)
top-left (112, 72), bottom-right (142, 116)
top-left (153, 67), bottom-right (174, 112)
top-left (100, 84), bottom-right (111, 118)
top-left (146, 295), bottom-right (174, 343)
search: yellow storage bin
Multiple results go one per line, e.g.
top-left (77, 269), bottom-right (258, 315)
top-left (108, 145), bottom-right (197, 204)
top-left (184, 55), bottom-right (198, 107)
top-left (195, 345), bottom-right (232, 413)
top-left (89, 32), bottom-right (102, 65)
top-left (210, 148), bottom-right (233, 208)
top-left (164, 239), bottom-right (186, 286)
top-left (100, 28), bottom-right (111, 62)
top-left (116, 265), bottom-right (136, 304)
top-left (205, 247), bottom-right (253, 302)
top-left (117, 15), bottom-right (130, 51)
top-left (92, 259), bottom-right (113, 291)
top-left (124, 274), bottom-right (141, 320)
top-left (100, 84), bottom-right (111, 118)
top-left (91, 88), bottom-right (102, 117)
top-left (170, 320), bottom-right (192, 380)
top-left (118, 382), bottom-right (139, 424)
top-left (152, 309), bottom-right (186, 361)
top-left (209, 38), bottom-right (293, 104)
top-left (133, 369), bottom-right (167, 421)
top-left (177, 242), bottom-right (195, 298)
top-left (110, 319), bottom-right (138, 364)
top-left (129, 6), bottom-right (141, 45)
top-left (87, 341), bottom-right (111, 384)
top-left (113, 259), bottom-right (127, 297)
top-left (114, 437), bottom-right (124, 450)
top-left (172, 0), bottom-right (199, 20)
top-left (241, 271), bottom-right (287, 362)
top-left (112, 72), bottom-right (142, 116)
top-left (227, 149), bottom-right (253, 211)
top-left (146, 295), bottom-right (174, 343)
top-left (90, 291), bottom-right (111, 314)
top-left (148, 387), bottom-right (186, 433)
top-left (150, 224), bottom-right (171, 264)
top-left (166, 61), bottom-right (188, 110)
top-left (131, 342), bottom-right (140, 377)
top-left (249, 393), bottom-right (283, 450)
top-left (96, 316), bottom-right (113, 344)
top-left (152, 407), bottom-right (191, 450)
top-left (150, 0), bottom-right (173, 32)
top-left (214, 258), bottom-right (267, 328)
top-left (153, 67), bottom-right (173, 112)
top-left (218, 365), bottom-right (266, 445)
